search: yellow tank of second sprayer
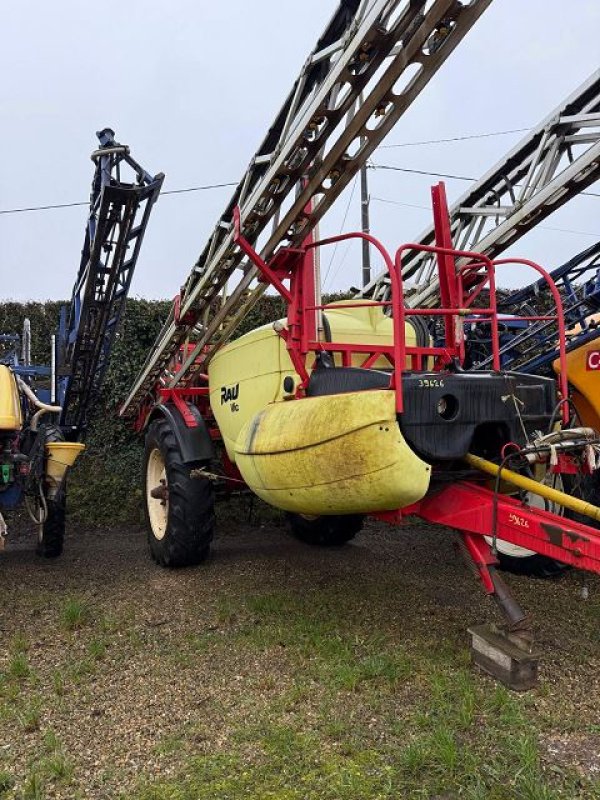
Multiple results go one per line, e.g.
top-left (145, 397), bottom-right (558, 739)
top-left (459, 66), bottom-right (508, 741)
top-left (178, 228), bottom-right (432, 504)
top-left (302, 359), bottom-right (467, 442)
top-left (0, 365), bottom-right (22, 430)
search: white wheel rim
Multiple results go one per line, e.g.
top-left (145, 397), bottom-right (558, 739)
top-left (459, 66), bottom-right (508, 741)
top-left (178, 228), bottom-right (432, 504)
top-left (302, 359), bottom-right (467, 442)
top-left (147, 447), bottom-right (168, 541)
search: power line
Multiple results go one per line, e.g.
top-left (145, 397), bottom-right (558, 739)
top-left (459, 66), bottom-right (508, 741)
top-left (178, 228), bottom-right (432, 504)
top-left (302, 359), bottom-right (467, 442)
top-left (371, 163), bottom-right (477, 181)
top-left (371, 196), bottom-right (429, 211)
top-left (0, 200), bottom-right (89, 215)
top-left (537, 224), bottom-right (600, 238)
top-left (370, 162), bottom-right (600, 198)
top-left (163, 181), bottom-right (237, 196)
top-left (2, 154), bottom-right (598, 217)
top-left (370, 195), bottom-right (600, 239)
top-left (0, 181), bottom-right (238, 216)
top-left (0, 128), bottom-right (539, 216)
top-left (379, 127), bottom-right (530, 149)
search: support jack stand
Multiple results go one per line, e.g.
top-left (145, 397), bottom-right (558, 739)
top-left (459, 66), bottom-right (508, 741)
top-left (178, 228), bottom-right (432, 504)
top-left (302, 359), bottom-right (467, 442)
top-left (460, 532), bottom-right (540, 691)
top-left (468, 623), bottom-right (540, 691)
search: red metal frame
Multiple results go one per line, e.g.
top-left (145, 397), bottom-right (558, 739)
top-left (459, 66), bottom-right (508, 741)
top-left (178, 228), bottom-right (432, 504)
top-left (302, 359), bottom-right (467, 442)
top-left (157, 387), bottom-right (208, 428)
top-left (232, 187), bottom-right (569, 420)
top-left (141, 184), bottom-right (571, 436)
top-left (405, 481), bottom-right (600, 575)
top-left (493, 258), bottom-right (569, 424)
top-left (142, 183), bottom-right (572, 444)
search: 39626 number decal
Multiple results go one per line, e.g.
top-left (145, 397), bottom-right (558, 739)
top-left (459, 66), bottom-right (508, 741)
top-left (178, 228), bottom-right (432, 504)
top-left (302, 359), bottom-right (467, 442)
top-left (417, 378), bottom-right (445, 388)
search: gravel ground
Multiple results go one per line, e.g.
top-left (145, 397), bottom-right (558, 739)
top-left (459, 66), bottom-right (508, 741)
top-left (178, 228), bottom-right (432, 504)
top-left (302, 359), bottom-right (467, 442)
top-left (1, 504), bottom-right (600, 798)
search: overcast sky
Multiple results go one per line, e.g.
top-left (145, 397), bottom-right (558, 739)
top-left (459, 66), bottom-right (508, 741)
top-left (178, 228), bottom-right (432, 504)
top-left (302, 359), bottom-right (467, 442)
top-left (1, 0), bottom-right (599, 301)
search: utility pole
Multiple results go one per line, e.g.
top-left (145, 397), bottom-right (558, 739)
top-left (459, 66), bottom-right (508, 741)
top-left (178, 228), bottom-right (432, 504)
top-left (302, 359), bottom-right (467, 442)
top-left (360, 158), bottom-right (371, 287)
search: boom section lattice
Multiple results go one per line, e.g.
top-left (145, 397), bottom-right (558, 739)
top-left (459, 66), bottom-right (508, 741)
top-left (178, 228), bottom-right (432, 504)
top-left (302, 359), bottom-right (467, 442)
top-left (120, 0), bottom-right (492, 420)
top-left (59, 129), bottom-right (164, 434)
top-left (362, 69), bottom-right (600, 307)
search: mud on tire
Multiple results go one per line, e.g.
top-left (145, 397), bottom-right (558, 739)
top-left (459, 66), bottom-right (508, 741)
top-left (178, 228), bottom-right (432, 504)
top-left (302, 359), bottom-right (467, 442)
top-left (287, 513), bottom-right (363, 546)
top-left (143, 419), bottom-right (215, 567)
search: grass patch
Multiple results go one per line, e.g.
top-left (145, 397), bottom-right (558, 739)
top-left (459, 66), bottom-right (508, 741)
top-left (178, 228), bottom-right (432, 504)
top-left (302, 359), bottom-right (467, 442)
top-left (16, 698), bottom-right (42, 732)
top-left (10, 632), bottom-right (29, 655)
top-left (240, 591), bottom-right (412, 696)
top-left (87, 637), bottom-right (107, 661)
top-left (125, 618), bottom-right (600, 800)
top-left (154, 733), bottom-right (185, 757)
top-left (330, 651), bottom-right (410, 691)
top-left (52, 669), bottom-right (65, 697)
top-left (22, 730), bottom-right (75, 790)
top-left (0, 772), bottom-right (14, 795)
top-left (5, 538), bottom-right (600, 799)
top-left (61, 597), bottom-right (91, 631)
top-left (68, 657), bottom-right (96, 684)
top-left (8, 653), bottom-right (30, 682)
top-left (21, 768), bottom-right (45, 800)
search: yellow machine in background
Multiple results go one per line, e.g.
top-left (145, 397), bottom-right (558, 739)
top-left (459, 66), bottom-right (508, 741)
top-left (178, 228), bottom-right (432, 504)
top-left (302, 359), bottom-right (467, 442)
top-left (0, 345), bottom-right (84, 556)
top-left (0, 366), bottom-right (22, 431)
top-left (554, 337), bottom-right (600, 432)
top-left (1, 129), bottom-right (161, 557)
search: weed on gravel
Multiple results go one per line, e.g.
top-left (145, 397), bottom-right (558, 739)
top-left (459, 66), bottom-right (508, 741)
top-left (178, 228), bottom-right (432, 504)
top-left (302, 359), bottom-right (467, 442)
top-left (60, 597), bottom-right (91, 631)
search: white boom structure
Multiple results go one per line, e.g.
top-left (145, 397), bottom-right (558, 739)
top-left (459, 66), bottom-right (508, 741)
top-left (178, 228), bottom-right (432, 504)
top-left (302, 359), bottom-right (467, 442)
top-left (121, 0), bottom-right (492, 419)
top-left (362, 69), bottom-right (600, 306)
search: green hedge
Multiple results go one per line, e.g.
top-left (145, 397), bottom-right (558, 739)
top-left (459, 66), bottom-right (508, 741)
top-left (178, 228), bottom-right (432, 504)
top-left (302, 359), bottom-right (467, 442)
top-left (1, 294), bottom-right (348, 524)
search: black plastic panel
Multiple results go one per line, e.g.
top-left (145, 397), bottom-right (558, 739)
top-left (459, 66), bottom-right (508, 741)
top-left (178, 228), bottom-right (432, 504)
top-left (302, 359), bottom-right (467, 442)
top-left (398, 371), bottom-right (556, 460)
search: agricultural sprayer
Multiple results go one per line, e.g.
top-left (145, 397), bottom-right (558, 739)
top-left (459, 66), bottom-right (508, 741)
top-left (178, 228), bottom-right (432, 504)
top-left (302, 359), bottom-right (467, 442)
top-left (119, 1), bottom-right (600, 688)
top-left (0, 129), bottom-right (163, 556)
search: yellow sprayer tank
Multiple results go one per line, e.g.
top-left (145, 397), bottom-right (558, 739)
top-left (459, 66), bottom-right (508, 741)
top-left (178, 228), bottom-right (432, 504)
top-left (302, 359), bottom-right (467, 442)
top-left (234, 389), bottom-right (431, 515)
top-left (207, 301), bottom-right (432, 515)
top-left (0, 365), bottom-right (22, 430)
top-left (208, 300), bottom-right (423, 461)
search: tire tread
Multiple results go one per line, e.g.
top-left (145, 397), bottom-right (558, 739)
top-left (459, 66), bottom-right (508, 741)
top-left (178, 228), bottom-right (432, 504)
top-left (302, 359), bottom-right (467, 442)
top-left (144, 420), bottom-right (215, 568)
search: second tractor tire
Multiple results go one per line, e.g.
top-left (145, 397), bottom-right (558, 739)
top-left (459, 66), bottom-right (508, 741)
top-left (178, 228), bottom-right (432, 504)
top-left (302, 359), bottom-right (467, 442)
top-left (287, 513), bottom-right (363, 546)
top-left (37, 486), bottom-right (66, 559)
top-left (496, 551), bottom-right (568, 579)
top-left (143, 419), bottom-right (215, 568)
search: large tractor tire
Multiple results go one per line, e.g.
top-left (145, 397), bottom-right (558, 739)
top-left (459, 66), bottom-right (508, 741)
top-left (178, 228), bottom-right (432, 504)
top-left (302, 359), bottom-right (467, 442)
top-left (143, 419), bottom-right (215, 567)
top-left (562, 471), bottom-right (600, 528)
top-left (37, 485), bottom-right (66, 559)
top-left (287, 513), bottom-right (363, 546)
top-left (496, 549), bottom-right (568, 579)
top-left (37, 424), bottom-right (67, 559)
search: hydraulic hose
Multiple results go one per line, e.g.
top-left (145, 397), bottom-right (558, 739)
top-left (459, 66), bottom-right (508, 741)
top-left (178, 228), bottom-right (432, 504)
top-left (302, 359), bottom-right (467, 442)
top-left (16, 377), bottom-right (62, 431)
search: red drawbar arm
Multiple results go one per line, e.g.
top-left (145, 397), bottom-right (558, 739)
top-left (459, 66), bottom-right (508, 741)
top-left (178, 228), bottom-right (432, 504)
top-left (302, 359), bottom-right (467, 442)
top-left (406, 481), bottom-right (600, 575)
